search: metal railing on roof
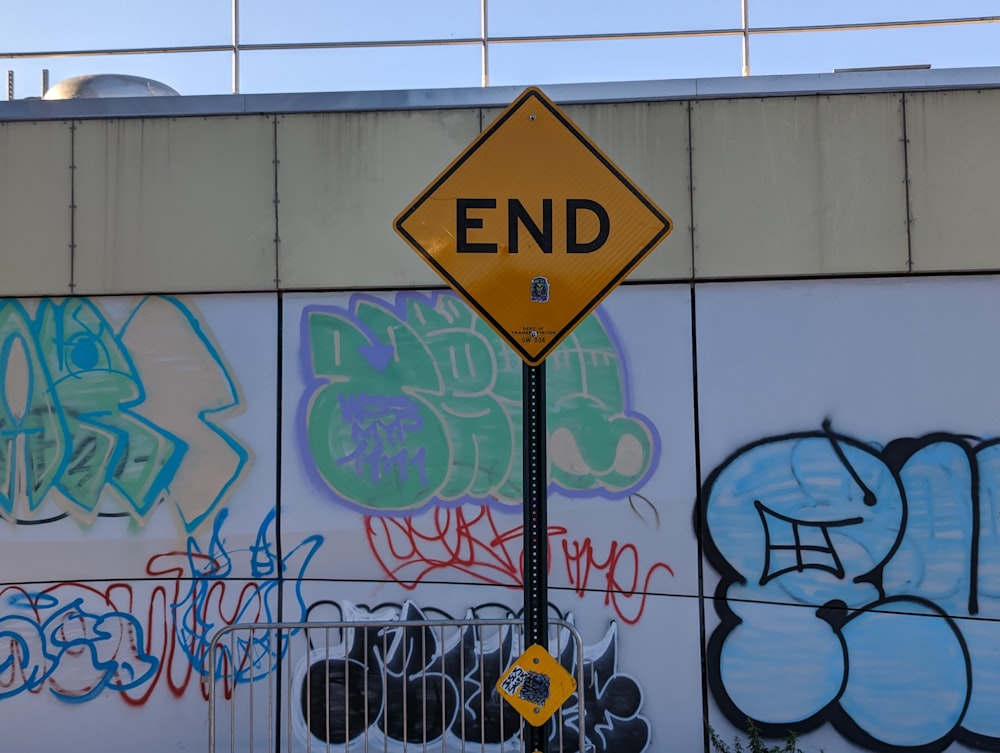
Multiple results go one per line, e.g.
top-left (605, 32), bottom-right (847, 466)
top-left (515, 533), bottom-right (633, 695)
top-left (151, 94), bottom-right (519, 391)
top-left (3, 0), bottom-right (1000, 98)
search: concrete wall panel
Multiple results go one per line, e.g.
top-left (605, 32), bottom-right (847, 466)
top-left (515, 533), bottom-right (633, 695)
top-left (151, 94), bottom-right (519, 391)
top-left (0, 120), bottom-right (72, 294)
top-left (560, 101), bottom-right (693, 280)
top-left (276, 108), bottom-right (482, 289)
top-left (691, 94), bottom-right (909, 277)
top-left (907, 89), bottom-right (1000, 272)
top-left (72, 115), bottom-right (276, 294)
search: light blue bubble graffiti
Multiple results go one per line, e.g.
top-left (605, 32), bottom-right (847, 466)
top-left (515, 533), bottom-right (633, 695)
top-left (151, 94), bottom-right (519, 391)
top-left (702, 425), bottom-right (1000, 752)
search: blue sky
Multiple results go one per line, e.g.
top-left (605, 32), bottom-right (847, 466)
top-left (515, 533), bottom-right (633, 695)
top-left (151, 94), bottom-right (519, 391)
top-left (3, 1), bottom-right (1000, 98)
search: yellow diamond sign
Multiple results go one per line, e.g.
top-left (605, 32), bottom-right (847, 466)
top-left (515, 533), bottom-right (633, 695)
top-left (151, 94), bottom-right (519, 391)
top-left (496, 643), bottom-right (577, 726)
top-left (394, 87), bottom-right (673, 365)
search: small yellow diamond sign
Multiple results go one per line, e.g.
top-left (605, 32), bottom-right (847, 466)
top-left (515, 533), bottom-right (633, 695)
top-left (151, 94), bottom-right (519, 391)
top-left (394, 86), bottom-right (672, 365)
top-left (495, 644), bottom-right (577, 726)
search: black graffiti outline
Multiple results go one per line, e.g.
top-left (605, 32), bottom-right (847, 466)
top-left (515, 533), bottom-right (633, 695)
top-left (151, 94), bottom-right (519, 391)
top-left (755, 499), bottom-right (864, 585)
top-left (297, 600), bottom-right (650, 753)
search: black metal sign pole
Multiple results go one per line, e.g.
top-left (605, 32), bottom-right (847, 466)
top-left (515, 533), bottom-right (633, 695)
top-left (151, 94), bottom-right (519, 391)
top-left (522, 360), bottom-right (549, 753)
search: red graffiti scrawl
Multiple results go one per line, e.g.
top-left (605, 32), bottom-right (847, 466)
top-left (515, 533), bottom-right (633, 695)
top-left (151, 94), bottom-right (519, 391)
top-left (366, 505), bottom-right (673, 624)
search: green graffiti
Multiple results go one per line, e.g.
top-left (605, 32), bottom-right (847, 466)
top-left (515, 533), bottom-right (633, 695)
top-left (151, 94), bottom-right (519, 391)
top-left (0, 297), bottom-right (249, 530)
top-left (302, 292), bottom-right (656, 513)
top-left (0, 303), bottom-right (65, 514)
top-left (36, 299), bottom-right (178, 519)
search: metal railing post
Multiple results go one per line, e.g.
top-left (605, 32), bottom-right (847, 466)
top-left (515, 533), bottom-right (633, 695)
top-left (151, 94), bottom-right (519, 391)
top-left (741, 0), bottom-right (751, 76)
top-left (232, 0), bottom-right (241, 94)
top-left (481, 0), bottom-right (490, 87)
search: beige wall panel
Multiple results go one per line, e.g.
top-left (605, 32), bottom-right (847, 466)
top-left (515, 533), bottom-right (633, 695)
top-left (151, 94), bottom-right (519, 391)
top-left (277, 109), bottom-right (482, 288)
top-left (907, 90), bottom-right (1000, 272)
top-left (561, 101), bottom-right (692, 280)
top-left (0, 121), bottom-right (72, 295)
top-left (73, 116), bottom-right (276, 294)
top-left (691, 94), bottom-right (909, 278)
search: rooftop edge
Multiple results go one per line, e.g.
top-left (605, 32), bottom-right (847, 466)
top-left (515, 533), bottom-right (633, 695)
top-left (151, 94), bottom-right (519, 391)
top-left (2, 65), bottom-right (1000, 121)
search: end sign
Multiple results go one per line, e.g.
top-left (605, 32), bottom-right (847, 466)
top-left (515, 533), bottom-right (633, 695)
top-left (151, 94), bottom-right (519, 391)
top-left (394, 87), bottom-right (672, 365)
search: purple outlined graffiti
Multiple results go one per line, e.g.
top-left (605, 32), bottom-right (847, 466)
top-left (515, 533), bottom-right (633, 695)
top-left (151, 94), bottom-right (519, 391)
top-left (299, 291), bottom-right (658, 515)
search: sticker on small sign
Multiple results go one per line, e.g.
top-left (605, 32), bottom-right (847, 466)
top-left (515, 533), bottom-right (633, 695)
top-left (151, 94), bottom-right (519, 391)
top-left (495, 644), bottom-right (577, 726)
top-left (530, 276), bottom-right (550, 303)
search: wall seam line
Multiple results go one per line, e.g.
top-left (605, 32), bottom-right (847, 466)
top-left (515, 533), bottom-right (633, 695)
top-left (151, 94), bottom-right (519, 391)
top-left (687, 97), bottom-right (711, 753)
top-left (901, 92), bottom-right (914, 272)
top-left (68, 120), bottom-right (77, 292)
top-left (273, 287), bottom-right (285, 748)
top-left (273, 114), bottom-right (282, 288)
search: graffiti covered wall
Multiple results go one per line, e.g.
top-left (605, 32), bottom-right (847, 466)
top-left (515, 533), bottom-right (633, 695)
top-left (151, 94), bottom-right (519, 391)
top-left (0, 285), bottom-right (704, 751)
top-left (4, 77), bottom-right (1000, 753)
top-left (3, 276), bottom-right (1000, 753)
top-left (0, 293), bottom-right (285, 750)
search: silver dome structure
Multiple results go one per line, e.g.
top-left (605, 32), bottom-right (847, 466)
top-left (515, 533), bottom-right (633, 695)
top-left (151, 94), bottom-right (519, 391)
top-left (43, 73), bottom-right (179, 100)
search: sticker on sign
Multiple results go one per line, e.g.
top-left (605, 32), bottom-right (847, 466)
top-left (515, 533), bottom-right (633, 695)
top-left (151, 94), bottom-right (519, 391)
top-left (495, 644), bottom-right (577, 726)
top-left (394, 86), bottom-right (673, 365)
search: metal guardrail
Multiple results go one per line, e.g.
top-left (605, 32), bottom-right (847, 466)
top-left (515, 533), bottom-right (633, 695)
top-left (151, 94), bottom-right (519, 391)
top-left (207, 618), bottom-right (587, 753)
top-left (3, 1), bottom-right (1000, 97)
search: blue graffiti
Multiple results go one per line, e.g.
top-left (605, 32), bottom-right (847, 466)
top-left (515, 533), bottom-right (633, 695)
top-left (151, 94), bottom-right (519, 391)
top-left (171, 508), bottom-right (324, 682)
top-left (0, 591), bottom-right (158, 703)
top-left (702, 422), bottom-right (1000, 752)
top-left (0, 512), bottom-right (324, 702)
